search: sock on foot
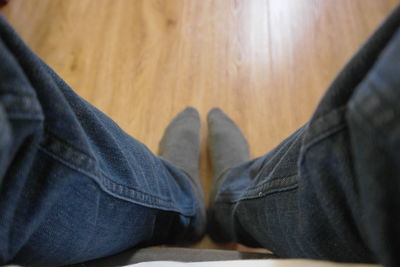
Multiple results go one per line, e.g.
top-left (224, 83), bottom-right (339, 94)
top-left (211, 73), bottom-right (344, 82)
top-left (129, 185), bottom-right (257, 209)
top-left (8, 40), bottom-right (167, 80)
top-left (159, 106), bottom-right (201, 183)
top-left (207, 107), bottom-right (250, 179)
top-left (158, 107), bottom-right (205, 243)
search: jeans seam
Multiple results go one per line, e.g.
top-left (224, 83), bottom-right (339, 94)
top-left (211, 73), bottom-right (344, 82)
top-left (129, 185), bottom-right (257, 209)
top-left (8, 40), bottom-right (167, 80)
top-left (42, 132), bottom-right (185, 204)
top-left (303, 123), bottom-right (347, 153)
top-left (217, 107), bottom-right (347, 204)
top-left (0, 92), bottom-right (42, 116)
top-left (41, 131), bottom-right (96, 171)
top-left (41, 132), bottom-right (194, 207)
top-left (297, 109), bottom-right (355, 259)
top-left (215, 175), bottom-right (298, 204)
top-left (6, 113), bottom-right (44, 120)
top-left (38, 140), bottom-right (195, 216)
top-left (248, 127), bottom-right (307, 192)
top-left (302, 107), bottom-right (347, 153)
top-left (242, 174), bottom-right (299, 200)
top-left (98, 169), bottom-right (171, 202)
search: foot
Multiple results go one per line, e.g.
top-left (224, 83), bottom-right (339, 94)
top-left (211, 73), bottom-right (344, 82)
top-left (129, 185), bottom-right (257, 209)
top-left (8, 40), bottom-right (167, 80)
top-left (207, 107), bottom-right (250, 179)
top-left (159, 106), bottom-right (201, 183)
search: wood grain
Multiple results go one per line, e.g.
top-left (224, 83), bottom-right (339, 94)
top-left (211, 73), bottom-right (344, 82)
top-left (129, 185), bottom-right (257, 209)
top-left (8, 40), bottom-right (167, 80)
top-left (1, 0), bottom-right (398, 249)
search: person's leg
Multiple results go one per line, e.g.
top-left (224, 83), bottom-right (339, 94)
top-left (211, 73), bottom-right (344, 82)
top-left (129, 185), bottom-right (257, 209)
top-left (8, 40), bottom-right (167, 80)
top-left (0, 16), bottom-right (204, 266)
top-left (208, 5), bottom-right (400, 267)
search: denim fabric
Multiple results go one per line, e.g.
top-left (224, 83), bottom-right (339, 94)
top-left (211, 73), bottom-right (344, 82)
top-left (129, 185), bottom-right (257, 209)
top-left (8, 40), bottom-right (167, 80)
top-left (209, 5), bottom-right (400, 267)
top-left (0, 16), bottom-right (205, 266)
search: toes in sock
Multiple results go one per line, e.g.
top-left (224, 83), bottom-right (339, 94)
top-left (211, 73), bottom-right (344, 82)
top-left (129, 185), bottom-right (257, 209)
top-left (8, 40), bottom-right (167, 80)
top-left (207, 107), bottom-right (250, 180)
top-left (159, 107), bottom-right (201, 183)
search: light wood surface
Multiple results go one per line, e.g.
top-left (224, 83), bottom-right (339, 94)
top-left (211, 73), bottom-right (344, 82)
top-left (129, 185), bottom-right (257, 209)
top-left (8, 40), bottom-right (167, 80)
top-left (1, 0), bottom-right (398, 249)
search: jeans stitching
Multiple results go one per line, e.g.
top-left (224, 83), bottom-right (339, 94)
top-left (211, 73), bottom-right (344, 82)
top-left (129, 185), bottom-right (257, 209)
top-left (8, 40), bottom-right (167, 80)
top-left (42, 132), bottom-right (194, 206)
top-left (215, 175), bottom-right (299, 203)
top-left (38, 139), bottom-right (195, 216)
top-left (216, 107), bottom-right (348, 204)
top-left (243, 126), bottom-right (306, 193)
top-left (0, 92), bottom-right (42, 115)
top-left (243, 175), bottom-right (299, 200)
top-left (41, 131), bottom-right (96, 171)
top-left (98, 169), bottom-right (171, 203)
top-left (6, 113), bottom-right (43, 120)
top-left (302, 107), bottom-right (347, 153)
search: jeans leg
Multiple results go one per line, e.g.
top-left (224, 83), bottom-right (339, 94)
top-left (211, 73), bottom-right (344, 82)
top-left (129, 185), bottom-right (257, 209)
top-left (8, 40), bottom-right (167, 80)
top-left (209, 5), bottom-right (400, 266)
top-left (0, 16), bottom-right (204, 266)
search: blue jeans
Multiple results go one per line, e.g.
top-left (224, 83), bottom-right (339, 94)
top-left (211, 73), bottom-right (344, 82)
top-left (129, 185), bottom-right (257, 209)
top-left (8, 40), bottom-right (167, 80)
top-left (0, 15), bottom-right (204, 266)
top-left (1, 4), bottom-right (400, 267)
top-left (209, 5), bottom-right (400, 267)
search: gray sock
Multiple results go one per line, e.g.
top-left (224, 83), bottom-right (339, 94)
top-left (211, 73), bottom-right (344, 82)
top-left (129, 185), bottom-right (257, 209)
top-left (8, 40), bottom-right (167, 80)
top-left (159, 107), bottom-right (201, 183)
top-left (159, 107), bottom-right (206, 242)
top-left (207, 107), bottom-right (250, 179)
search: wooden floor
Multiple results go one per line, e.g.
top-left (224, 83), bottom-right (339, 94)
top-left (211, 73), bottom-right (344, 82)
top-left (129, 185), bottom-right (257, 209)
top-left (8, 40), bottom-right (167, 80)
top-left (1, 0), bottom-right (398, 249)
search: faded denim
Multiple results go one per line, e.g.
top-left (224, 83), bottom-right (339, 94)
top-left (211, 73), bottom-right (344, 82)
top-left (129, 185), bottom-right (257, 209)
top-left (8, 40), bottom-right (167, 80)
top-left (0, 15), bottom-right (204, 266)
top-left (209, 5), bottom-right (400, 267)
